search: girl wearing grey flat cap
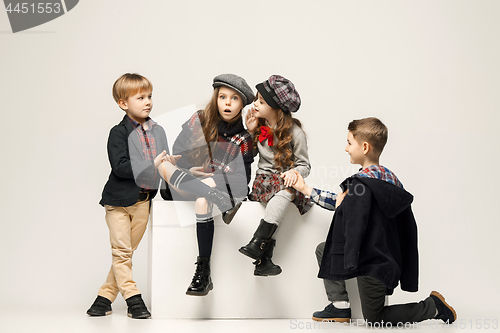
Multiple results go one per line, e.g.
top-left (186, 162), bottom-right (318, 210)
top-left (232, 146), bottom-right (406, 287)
top-left (239, 75), bottom-right (312, 277)
top-left (157, 74), bottom-right (254, 296)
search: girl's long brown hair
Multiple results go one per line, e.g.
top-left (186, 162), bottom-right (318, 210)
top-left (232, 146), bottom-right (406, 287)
top-left (186, 87), bottom-right (243, 168)
top-left (253, 108), bottom-right (303, 172)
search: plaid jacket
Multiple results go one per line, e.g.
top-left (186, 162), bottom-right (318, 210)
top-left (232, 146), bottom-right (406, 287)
top-left (173, 111), bottom-right (254, 191)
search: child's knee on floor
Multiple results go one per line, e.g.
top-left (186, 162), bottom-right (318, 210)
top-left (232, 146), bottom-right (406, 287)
top-left (316, 242), bottom-right (326, 261)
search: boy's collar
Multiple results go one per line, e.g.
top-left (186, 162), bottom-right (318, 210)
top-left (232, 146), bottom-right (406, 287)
top-left (126, 115), bottom-right (154, 128)
top-left (358, 164), bottom-right (380, 172)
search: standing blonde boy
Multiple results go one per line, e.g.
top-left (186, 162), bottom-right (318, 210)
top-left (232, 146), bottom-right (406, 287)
top-left (86, 73), bottom-right (169, 319)
top-left (290, 117), bottom-right (456, 325)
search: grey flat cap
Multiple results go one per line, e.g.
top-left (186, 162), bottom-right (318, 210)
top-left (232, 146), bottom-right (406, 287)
top-left (213, 74), bottom-right (254, 106)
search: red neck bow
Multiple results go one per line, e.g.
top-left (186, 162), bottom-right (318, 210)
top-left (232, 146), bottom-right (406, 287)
top-left (258, 126), bottom-right (274, 147)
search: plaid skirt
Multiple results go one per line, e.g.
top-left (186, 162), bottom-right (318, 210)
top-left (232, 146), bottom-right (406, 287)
top-left (248, 172), bottom-right (313, 215)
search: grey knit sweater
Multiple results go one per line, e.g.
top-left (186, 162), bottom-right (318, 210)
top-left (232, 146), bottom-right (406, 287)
top-left (254, 123), bottom-right (310, 178)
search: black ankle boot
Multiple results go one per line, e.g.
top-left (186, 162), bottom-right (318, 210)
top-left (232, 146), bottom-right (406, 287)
top-left (254, 239), bottom-right (282, 276)
top-left (239, 219), bottom-right (278, 260)
top-left (222, 201), bottom-right (242, 224)
top-left (205, 187), bottom-right (233, 212)
top-left (186, 256), bottom-right (213, 296)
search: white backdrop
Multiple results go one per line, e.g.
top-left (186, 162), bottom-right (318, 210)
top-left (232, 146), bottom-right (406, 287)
top-left (0, 0), bottom-right (499, 320)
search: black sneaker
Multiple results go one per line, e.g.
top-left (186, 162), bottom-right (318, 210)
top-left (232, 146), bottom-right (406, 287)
top-left (430, 291), bottom-right (457, 323)
top-left (86, 296), bottom-right (112, 316)
top-left (312, 303), bottom-right (351, 322)
top-left (125, 294), bottom-right (151, 319)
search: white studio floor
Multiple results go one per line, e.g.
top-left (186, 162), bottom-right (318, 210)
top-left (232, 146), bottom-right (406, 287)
top-left (1, 309), bottom-right (483, 333)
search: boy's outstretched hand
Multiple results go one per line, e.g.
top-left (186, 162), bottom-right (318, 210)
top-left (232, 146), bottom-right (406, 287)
top-left (154, 150), bottom-right (167, 168)
top-left (281, 170), bottom-right (313, 197)
top-left (163, 154), bottom-right (182, 166)
top-left (155, 152), bottom-right (181, 168)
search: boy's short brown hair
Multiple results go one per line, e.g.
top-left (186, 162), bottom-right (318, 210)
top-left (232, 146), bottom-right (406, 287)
top-left (112, 73), bottom-right (152, 104)
top-left (348, 117), bottom-right (388, 155)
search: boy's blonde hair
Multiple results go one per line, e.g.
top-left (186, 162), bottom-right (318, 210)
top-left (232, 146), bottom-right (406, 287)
top-left (112, 73), bottom-right (152, 104)
top-left (348, 117), bottom-right (388, 155)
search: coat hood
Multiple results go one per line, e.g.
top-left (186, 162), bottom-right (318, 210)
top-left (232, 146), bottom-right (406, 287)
top-left (341, 176), bottom-right (414, 218)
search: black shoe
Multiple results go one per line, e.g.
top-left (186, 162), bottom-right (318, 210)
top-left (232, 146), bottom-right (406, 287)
top-left (186, 256), bottom-right (213, 296)
top-left (222, 201), bottom-right (242, 225)
top-left (430, 291), bottom-right (457, 323)
top-left (312, 303), bottom-right (351, 322)
top-left (125, 294), bottom-right (151, 319)
top-left (86, 295), bottom-right (112, 316)
top-left (239, 219), bottom-right (278, 260)
top-left (206, 187), bottom-right (233, 212)
top-left (254, 239), bottom-right (282, 276)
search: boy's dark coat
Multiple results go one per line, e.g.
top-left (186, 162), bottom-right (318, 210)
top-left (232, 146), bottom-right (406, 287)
top-left (100, 115), bottom-right (169, 207)
top-left (318, 176), bottom-right (419, 295)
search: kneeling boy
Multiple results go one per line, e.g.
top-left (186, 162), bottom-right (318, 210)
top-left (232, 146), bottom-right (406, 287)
top-left (290, 117), bottom-right (456, 325)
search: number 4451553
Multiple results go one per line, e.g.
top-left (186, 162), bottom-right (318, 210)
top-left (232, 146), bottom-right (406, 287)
top-left (6, 3), bottom-right (62, 14)
top-left (446, 319), bottom-right (498, 329)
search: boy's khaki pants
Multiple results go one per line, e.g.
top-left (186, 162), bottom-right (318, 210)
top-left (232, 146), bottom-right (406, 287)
top-left (98, 200), bottom-right (150, 302)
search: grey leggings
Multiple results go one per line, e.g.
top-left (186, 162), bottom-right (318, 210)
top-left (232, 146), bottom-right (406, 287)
top-left (263, 190), bottom-right (293, 225)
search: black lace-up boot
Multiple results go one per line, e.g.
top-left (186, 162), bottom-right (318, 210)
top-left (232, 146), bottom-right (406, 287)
top-left (186, 256), bottom-right (213, 296)
top-left (206, 187), bottom-right (233, 212)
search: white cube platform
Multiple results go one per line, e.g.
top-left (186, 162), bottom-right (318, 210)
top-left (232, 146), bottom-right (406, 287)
top-left (147, 200), bottom-right (364, 319)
